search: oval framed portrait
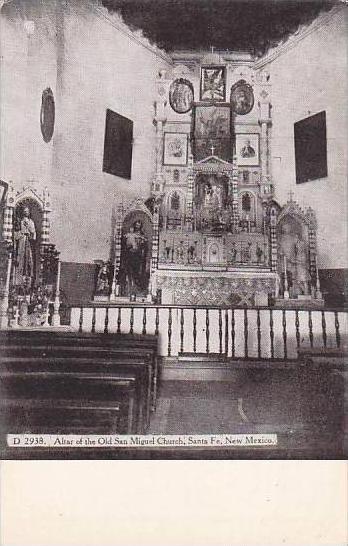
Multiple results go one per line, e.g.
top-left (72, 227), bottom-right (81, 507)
top-left (169, 78), bottom-right (194, 114)
top-left (230, 80), bottom-right (254, 116)
top-left (40, 87), bottom-right (55, 143)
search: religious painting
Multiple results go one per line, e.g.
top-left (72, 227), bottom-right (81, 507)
top-left (169, 78), bottom-right (194, 114)
top-left (200, 66), bottom-right (226, 101)
top-left (294, 110), bottom-right (327, 184)
top-left (192, 104), bottom-right (231, 161)
top-left (40, 87), bottom-right (55, 143)
top-left (103, 109), bottom-right (133, 179)
top-left (163, 132), bottom-right (188, 166)
top-left (235, 133), bottom-right (259, 166)
top-left (230, 80), bottom-right (254, 115)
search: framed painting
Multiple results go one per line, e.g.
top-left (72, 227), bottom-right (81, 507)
top-left (231, 80), bottom-right (254, 115)
top-left (192, 104), bottom-right (231, 161)
top-left (163, 133), bottom-right (188, 166)
top-left (235, 133), bottom-right (260, 166)
top-left (200, 66), bottom-right (226, 101)
top-left (103, 109), bottom-right (133, 179)
top-left (169, 78), bottom-right (194, 114)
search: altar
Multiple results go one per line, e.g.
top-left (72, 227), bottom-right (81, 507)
top-left (95, 52), bottom-right (323, 309)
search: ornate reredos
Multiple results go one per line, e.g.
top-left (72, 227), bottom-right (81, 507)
top-left (6, 185), bottom-right (51, 212)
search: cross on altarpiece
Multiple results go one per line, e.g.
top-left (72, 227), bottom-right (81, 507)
top-left (210, 145), bottom-right (215, 156)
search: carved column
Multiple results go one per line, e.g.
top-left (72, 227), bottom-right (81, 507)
top-left (259, 101), bottom-right (272, 184)
top-left (185, 156), bottom-right (194, 230)
top-left (270, 207), bottom-right (278, 273)
top-left (307, 207), bottom-right (318, 294)
top-left (2, 185), bottom-right (14, 243)
top-left (111, 202), bottom-right (124, 299)
top-left (149, 203), bottom-right (160, 298)
top-left (0, 247), bottom-right (12, 329)
top-left (152, 95), bottom-right (167, 196)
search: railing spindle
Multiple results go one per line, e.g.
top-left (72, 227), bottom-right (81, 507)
top-left (295, 310), bottom-right (300, 349)
top-left (180, 308), bottom-right (184, 354)
top-left (224, 310), bottom-right (229, 356)
top-left (282, 310), bottom-right (287, 359)
top-left (167, 308), bottom-right (172, 357)
top-left (321, 310), bottom-right (327, 348)
top-left (257, 309), bottom-right (261, 359)
top-left (308, 310), bottom-right (313, 348)
top-left (269, 309), bottom-right (274, 359)
top-left (206, 309), bottom-right (210, 353)
top-left (334, 311), bottom-right (341, 348)
top-left (193, 308), bottom-right (197, 353)
top-left (104, 307), bottom-right (109, 334)
top-left (142, 307), bottom-right (147, 335)
top-left (91, 307), bottom-right (96, 333)
top-left (244, 308), bottom-right (248, 359)
top-left (155, 307), bottom-right (160, 336)
top-left (219, 309), bottom-right (223, 354)
top-left (117, 307), bottom-right (122, 334)
top-left (231, 309), bottom-right (235, 358)
top-left (79, 307), bottom-right (83, 333)
top-left (129, 307), bottom-right (134, 334)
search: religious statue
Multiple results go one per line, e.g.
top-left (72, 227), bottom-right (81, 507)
top-left (14, 206), bottom-right (36, 287)
top-left (122, 220), bottom-right (148, 295)
top-left (95, 262), bottom-right (112, 297)
top-left (279, 222), bottom-right (310, 296)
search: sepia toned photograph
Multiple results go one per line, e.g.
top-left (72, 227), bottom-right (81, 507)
top-left (0, 0), bottom-right (347, 468)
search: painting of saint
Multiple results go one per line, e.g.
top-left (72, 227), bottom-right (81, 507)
top-left (231, 80), bottom-right (254, 115)
top-left (169, 79), bottom-right (194, 114)
top-left (193, 105), bottom-right (231, 161)
top-left (163, 133), bottom-right (188, 165)
top-left (200, 66), bottom-right (226, 101)
top-left (236, 134), bottom-right (259, 166)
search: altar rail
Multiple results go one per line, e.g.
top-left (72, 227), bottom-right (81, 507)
top-left (70, 305), bottom-right (348, 360)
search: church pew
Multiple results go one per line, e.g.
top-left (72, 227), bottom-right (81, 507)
top-left (0, 371), bottom-right (140, 435)
top-left (0, 358), bottom-right (151, 433)
top-left (0, 331), bottom-right (159, 410)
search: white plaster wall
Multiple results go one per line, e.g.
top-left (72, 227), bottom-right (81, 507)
top-left (0, 1), bottom-right (57, 190)
top-left (1, 0), bottom-right (171, 263)
top-left (268, 8), bottom-right (348, 268)
top-left (51, 2), bottom-right (171, 262)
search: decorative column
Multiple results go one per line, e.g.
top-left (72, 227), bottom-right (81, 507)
top-left (0, 246), bottom-right (12, 329)
top-left (185, 154), bottom-right (194, 230)
top-left (307, 207), bottom-right (318, 296)
top-left (40, 188), bottom-right (51, 284)
top-left (51, 256), bottom-right (61, 327)
top-left (259, 100), bottom-right (272, 184)
top-left (2, 184), bottom-right (14, 243)
top-left (149, 203), bottom-right (160, 299)
top-left (110, 202), bottom-right (124, 300)
top-left (151, 90), bottom-right (167, 197)
top-left (269, 207), bottom-right (278, 272)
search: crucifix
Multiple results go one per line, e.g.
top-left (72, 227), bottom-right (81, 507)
top-left (210, 46), bottom-right (215, 54)
top-left (210, 145), bottom-right (215, 156)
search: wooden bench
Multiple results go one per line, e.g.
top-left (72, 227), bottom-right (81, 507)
top-left (0, 331), bottom-right (159, 410)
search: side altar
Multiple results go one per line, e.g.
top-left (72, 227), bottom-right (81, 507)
top-left (97, 52), bottom-right (323, 308)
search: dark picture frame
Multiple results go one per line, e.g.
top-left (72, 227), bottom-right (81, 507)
top-left (103, 109), bottom-right (133, 180)
top-left (230, 80), bottom-right (254, 115)
top-left (40, 88), bottom-right (55, 143)
top-left (200, 66), bottom-right (226, 101)
top-left (169, 78), bottom-right (194, 114)
top-left (163, 132), bottom-right (188, 166)
top-left (294, 111), bottom-right (328, 184)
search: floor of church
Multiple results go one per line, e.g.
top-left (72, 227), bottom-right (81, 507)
top-left (148, 373), bottom-right (346, 457)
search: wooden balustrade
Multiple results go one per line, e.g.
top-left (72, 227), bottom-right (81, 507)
top-left (70, 304), bottom-right (348, 360)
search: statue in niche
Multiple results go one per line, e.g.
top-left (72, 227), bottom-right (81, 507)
top-left (279, 221), bottom-right (310, 296)
top-left (122, 220), bottom-right (148, 295)
top-left (14, 205), bottom-right (37, 288)
top-left (95, 262), bottom-right (112, 297)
